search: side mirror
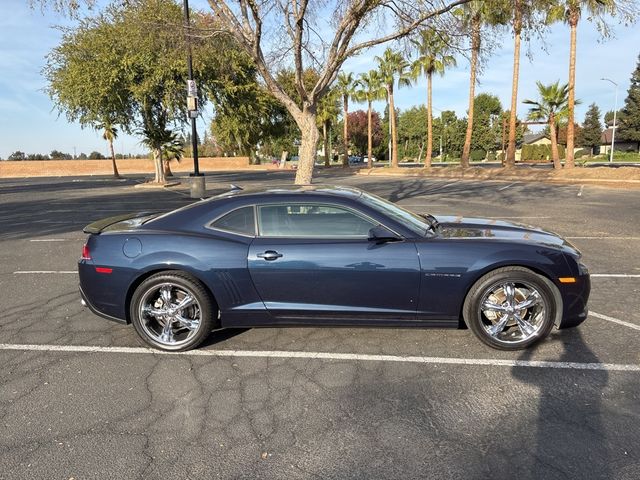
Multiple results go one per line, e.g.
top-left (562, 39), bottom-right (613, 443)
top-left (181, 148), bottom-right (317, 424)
top-left (368, 225), bottom-right (401, 243)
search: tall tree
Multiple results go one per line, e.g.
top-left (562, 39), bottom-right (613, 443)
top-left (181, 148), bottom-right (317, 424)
top-left (376, 48), bottom-right (412, 168)
top-left (316, 88), bottom-right (341, 167)
top-left (523, 80), bottom-right (571, 169)
top-left (604, 109), bottom-right (622, 125)
top-left (95, 119), bottom-right (120, 177)
top-left (354, 70), bottom-right (386, 169)
top-left (37, 0), bottom-right (473, 184)
top-left (546, 0), bottom-right (637, 168)
top-left (410, 29), bottom-right (457, 167)
top-left (460, 1), bottom-right (493, 167)
top-left (206, 0), bottom-right (472, 184)
top-left (503, 0), bottom-right (545, 168)
top-left (337, 72), bottom-right (356, 166)
top-left (577, 103), bottom-right (603, 155)
top-left (471, 93), bottom-right (503, 154)
top-left (45, 0), bottom-right (236, 184)
top-left (617, 54), bottom-right (640, 151)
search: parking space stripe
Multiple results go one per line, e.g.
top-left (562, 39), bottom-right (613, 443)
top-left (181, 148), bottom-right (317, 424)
top-left (591, 274), bottom-right (640, 278)
top-left (591, 311), bottom-right (640, 332)
top-left (567, 236), bottom-right (640, 240)
top-left (13, 270), bottom-right (77, 274)
top-left (0, 343), bottom-right (639, 372)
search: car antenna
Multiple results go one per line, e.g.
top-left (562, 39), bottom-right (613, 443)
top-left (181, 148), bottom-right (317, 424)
top-left (229, 184), bottom-right (243, 191)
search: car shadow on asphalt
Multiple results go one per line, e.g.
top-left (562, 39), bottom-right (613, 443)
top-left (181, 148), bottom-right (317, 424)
top-left (512, 328), bottom-right (610, 479)
top-left (201, 328), bottom-right (251, 348)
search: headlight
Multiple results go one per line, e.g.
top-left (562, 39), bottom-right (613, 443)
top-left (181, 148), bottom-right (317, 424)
top-left (578, 262), bottom-right (589, 275)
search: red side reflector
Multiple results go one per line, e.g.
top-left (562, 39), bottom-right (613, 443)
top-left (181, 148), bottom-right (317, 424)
top-left (95, 267), bottom-right (113, 274)
top-left (81, 244), bottom-right (91, 260)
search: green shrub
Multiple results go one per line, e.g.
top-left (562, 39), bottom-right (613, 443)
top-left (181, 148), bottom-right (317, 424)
top-left (470, 149), bottom-right (487, 162)
top-left (487, 151), bottom-right (496, 161)
top-left (574, 149), bottom-right (586, 159)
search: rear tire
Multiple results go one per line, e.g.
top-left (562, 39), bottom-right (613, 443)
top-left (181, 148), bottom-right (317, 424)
top-left (130, 271), bottom-right (216, 351)
top-left (463, 267), bottom-right (557, 350)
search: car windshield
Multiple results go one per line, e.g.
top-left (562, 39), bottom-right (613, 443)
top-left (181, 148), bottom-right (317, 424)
top-left (359, 191), bottom-right (432, 236)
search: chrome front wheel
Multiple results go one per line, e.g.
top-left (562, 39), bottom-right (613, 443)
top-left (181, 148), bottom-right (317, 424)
top-left (464, 267), bottom-right (557, 350)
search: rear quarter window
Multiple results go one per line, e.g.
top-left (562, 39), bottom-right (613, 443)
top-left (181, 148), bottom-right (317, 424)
top-left (210, 206), bottom-right (255, 236)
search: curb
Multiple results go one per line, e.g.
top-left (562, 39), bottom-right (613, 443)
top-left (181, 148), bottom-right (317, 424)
top-left (354, 169), bottom-right (640, 187)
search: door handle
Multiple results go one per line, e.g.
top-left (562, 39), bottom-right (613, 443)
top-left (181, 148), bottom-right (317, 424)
top-left (257, 250), bottom-right (283, 261)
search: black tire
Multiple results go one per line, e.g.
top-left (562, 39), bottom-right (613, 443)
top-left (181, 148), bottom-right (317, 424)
top-left (463, 266), bottom-right (557, 350)
top-left (130, 271), bottom-right (217, 351)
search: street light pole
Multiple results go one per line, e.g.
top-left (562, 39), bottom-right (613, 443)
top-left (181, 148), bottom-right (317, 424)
top-left (183, 0), bottom-right (205, 197)
top-left (601, 78), bottom-right (618, 163)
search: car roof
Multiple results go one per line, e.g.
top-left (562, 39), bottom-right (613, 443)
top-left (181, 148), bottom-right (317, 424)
top-left (213, 184), bottom-right (364, 201)
top-left (145, 185), bottom-right (367, 229)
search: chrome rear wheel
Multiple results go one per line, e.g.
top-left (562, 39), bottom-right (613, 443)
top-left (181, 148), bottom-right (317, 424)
top-left (131, 272), bottom-right (215, 351)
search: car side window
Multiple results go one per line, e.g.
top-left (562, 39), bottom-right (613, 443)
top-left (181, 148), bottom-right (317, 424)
top-left (257, 204), bottom-right (377, 237)
top-left (210, 206), bottom-right (255, 236)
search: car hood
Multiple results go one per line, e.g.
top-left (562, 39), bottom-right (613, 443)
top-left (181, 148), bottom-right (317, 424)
top-left (434, 215), bottom-right (580, 256)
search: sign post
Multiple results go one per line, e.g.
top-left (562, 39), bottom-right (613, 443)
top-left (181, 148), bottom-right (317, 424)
top-left (183, 0), bottom-right (205, 198)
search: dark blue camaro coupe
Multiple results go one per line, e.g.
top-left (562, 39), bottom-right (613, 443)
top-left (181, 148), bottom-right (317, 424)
top-left (79, 185), bottom-right (590, 351)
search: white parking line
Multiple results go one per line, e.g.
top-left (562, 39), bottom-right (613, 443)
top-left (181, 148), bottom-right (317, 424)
top-left (591, 311), bottom-right (640, 332)
top-left (567, 236), bottom-right (640, 240)
top-left (577, 185), bottom-right (584, 197)
top-left (0, 342), bottom-right (638, 372)
top-left (591, 274), bottom-right (640, 278)
top-left (29, 239), bottom-right (70, 242)
top-left (13, 270), bottom-right (77, 274)
top-left (498, 182), bottom-right (518, 191)
top-left (485, 216), bottom-right (551, 219)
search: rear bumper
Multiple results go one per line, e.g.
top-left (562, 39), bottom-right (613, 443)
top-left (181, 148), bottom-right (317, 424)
top-left (79, 275), bottom-right (128, 325)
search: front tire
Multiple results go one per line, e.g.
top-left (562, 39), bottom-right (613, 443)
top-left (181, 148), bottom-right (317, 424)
top-left (463, 267), bottom-right (557, 350)
top-left (130, 271), bottom-right (216, 351)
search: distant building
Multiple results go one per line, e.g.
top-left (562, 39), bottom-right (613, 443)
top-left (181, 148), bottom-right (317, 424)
top-left (600, 126), bottom-right (640, 154)
top-left (522, 132), bottom-right (551, 146)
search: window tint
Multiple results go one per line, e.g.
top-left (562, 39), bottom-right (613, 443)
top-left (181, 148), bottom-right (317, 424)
top-left (211, 206), bottom-right (255, 236)
top-left (258, 204), bottom-right (376, 237)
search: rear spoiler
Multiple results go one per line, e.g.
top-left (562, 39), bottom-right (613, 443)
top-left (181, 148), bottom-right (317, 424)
top-left (83, 211), bottom-right (158, 234)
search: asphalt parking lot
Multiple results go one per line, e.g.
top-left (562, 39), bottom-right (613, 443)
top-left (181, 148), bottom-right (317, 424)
top-left (1, 171), bottom-right (639, 479)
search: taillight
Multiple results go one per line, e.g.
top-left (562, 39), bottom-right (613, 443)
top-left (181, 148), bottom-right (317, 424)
top-left (81, 243), bottom-right (91, 260)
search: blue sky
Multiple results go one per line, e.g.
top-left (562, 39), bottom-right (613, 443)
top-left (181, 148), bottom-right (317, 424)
top-left (0, 0), bottom-right (639, 159)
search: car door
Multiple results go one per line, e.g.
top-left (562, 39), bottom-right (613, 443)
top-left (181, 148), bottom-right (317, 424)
top-left (247, 202), bottom-right (421, 323)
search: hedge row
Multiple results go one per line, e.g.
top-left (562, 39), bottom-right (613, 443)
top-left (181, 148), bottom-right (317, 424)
top-left (521, 144), bottom-right (565, 161)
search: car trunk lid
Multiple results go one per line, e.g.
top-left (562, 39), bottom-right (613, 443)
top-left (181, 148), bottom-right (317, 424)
top-left (83, 212), bottom-right (160, 234)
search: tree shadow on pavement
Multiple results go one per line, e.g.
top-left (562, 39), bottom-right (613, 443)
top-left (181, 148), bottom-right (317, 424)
top-left (512, 328), bottom-right (610, 479)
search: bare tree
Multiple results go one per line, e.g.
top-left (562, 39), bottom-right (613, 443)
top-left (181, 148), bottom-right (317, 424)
top-left (207, 0), bottom-right (471, 184)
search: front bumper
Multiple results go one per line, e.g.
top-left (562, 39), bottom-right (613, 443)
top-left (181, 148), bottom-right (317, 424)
top-left (557, 273), bottom-right (591, 329)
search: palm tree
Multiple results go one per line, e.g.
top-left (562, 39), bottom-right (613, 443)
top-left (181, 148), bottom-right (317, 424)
top-left (460, 6), bottom-right (482, 167)
top-left (337, 72), bottom-right (357, 167)
top-left (161, 132), bottom-right (185, 177)
top-left (354, 70), bottom-right (386, 169)
top-left (547, 0), bottom-right (616, 168)
top-left (376, 48), bottom-right (412, 168)
top-left (410, 29), bottom-right (456, 168)
top-left (317, 89), bottom-right (341, 167)
top-left (504, 0), bottom-right (525, 168)
top-left (523, 81), bottom-right (571, 169)
top-left (95, 119), bottom-right (120, 178)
